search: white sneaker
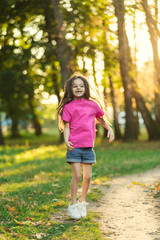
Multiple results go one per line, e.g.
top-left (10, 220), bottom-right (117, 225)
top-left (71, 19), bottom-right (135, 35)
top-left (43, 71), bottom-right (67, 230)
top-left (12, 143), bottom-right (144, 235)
top-left (78, 200), bottom-right (87, 218)
top-left (68, 203), bottom-right (81, 220)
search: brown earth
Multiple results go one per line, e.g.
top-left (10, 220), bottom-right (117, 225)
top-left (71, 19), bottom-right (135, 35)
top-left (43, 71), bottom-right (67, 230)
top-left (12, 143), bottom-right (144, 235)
top-left (89, 166), bottom-right (160, 240)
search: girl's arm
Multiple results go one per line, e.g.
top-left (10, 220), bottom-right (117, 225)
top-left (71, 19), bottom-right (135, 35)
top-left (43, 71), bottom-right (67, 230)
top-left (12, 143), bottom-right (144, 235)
top-left (63, 122), bottom-right (75, 151)
top-left (97, 117), bottom-right (114, 143)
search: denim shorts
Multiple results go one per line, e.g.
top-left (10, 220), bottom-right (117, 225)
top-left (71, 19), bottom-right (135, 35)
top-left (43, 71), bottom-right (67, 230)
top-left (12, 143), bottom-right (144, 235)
top-left (66, 147), bottom-right (96, 164)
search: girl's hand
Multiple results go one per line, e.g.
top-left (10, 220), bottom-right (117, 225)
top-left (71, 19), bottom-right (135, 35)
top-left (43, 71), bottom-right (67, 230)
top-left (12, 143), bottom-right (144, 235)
top-left (107, 127), bottom-right (114, 143)
top-left (65, 140), bottom-right (75, 151)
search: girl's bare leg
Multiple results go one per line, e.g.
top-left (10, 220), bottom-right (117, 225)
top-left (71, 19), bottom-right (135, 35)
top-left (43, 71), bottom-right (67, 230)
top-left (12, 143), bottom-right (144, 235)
top-left (80, 163), bottom-right (92, 202)
top-left (70, 162), bottom-right (81, 204)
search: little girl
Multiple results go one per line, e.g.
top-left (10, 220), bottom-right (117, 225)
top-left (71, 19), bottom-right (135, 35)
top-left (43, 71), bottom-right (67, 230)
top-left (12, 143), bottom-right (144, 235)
top-left (57, 73), bottom-right (114, 220)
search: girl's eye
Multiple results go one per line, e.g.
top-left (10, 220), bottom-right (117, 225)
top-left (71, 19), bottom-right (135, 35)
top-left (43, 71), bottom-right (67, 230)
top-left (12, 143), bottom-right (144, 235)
top-left (72, 85), bottom-right (84, 88)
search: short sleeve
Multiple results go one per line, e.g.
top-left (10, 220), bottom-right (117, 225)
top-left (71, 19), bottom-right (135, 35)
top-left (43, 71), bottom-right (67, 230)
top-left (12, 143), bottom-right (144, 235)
top-left (62, 105), bottom-right (71, 122)
top-left (95, 103), bottom-right (104, 118)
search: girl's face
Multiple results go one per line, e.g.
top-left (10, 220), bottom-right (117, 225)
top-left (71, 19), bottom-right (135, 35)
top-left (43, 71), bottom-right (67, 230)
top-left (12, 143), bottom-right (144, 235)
top-left (72, 78), bottom-right (85, 99)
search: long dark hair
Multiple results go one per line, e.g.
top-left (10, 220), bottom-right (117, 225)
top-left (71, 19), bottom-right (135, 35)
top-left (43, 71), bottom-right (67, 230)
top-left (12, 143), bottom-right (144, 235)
top-left (56, 72), bottom-right (109, 132)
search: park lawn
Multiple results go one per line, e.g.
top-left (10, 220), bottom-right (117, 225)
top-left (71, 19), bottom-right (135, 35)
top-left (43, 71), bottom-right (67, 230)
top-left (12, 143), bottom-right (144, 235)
top-left (0, 139), bottom-right (160, 239)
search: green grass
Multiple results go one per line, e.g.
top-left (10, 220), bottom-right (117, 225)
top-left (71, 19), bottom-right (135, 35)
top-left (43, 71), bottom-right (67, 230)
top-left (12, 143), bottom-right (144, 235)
top-left (0, 133), bottom-right (160, 239)
top-left (4, 131), bottom-right (60, 146)
top-left (94, 140), bottom-right (160, 179)
top-left (86, 188), bottom-right (104, 202)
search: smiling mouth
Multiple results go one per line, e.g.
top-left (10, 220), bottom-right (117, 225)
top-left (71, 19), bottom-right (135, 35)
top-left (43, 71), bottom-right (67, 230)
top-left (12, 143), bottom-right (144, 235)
top-left (75, 91), bottom-right (82, 94)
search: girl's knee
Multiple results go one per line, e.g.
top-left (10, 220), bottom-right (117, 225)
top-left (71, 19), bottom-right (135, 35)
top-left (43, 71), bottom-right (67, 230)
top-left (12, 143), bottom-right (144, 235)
top-left (73, 174), bottom-right (81, 182)
top-left (83, 175), bottom-right (91, 182)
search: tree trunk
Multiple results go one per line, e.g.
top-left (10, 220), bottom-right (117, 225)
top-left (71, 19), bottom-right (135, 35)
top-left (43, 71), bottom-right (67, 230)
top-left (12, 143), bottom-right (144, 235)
top-left (0, 117), bottom-right (5, 145)
top-left (134, 105), bottom-right (140, 137)
top-left (32, 117), bottom-right (42, 136)
top-left (28, 95), bottom-right (42, 136)
top-left (113, 0), bottom-right (137, 140)
top-left (82, 54), bottom-right (87, 75)
top-left (113, 0), bottom-right (159, 140)
top-left (132, 11), bottom-right (140, 137)
top-left (91, 51), bottom-right (97, 86)
top-left (51, 0), bottom-right (73, 87)
top-left (141, 0), bottom-right (160, 125)
top-left (44, 2), bottom-right (71, 143)
top-left (10, 116), bottom-right (20, 138)
top-left (108, 75), bottom-right (122, 139)
top-left (133, 89), bottom-right (159, 140)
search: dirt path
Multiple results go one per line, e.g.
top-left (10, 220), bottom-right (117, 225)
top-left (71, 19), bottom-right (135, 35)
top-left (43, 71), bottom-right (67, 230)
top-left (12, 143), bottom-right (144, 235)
top-left (89, 166), bottom-right (160, 240)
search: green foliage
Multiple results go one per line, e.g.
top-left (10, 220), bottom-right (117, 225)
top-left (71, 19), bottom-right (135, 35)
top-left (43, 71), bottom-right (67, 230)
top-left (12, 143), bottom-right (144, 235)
top-left (0, 0), bottom-right (59, 137)
top-left (0, 0), bottom-right (120, 140)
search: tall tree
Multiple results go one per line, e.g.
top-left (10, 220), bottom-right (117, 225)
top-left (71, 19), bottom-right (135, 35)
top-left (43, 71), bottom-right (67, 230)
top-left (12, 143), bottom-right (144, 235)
top-left (108, 74), bottom-right (122, 139)
top-left (113, 0), bottom-right (137, 140)
top-left (0, 114), bottom-right (5, 146)
top-left (0, 0), bottom-right (46, 137)
top-left (113, 0), bottom-right (159, 140)
top-left (51, 0), bottom-right (74, 87)
top-left (141, 0), bottom-right (160, 127)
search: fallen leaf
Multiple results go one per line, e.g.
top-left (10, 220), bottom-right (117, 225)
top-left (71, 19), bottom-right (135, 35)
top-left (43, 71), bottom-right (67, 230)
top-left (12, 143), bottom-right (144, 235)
top-left (93, 179), bottom-right (101, 185)
top-left (32, 221), bottom-right (42, 227)
top-left (46, 222), bottom-right (52, 226)
top-left (14, 219), bottom-right (23, 225)
top-left (26, 217), bottom-right (33, 221)
top-left (1, 190), bottom-right (6, 195)
top-left (141, 183), bottom-right (146, 187)
top-left (56, 202), bottom-right (61, 206)
top-left (8, 207), bottom-right (18, 214)
top-left (34, 175), bottom-right (40, 180)
top-left (47, 191), bottom-right (53, 195)
top-left (11, 197), bottom-right (18, 201)
top-left (72, 225), bottom-right (79, 231)
top-left (156, 186), bottom-right (160, 191)
top-left (132, 181), bottom-right (138, 185)
top-left (62, 233), bottom-right (68, 239)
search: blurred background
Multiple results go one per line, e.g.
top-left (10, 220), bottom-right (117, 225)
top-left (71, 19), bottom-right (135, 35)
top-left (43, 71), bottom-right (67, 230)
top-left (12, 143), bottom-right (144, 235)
top-left (0, 0), bottom-right (160, 146)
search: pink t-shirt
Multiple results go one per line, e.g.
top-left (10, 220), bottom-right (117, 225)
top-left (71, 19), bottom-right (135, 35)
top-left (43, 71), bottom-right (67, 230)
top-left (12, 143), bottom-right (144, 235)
top-left (62, 98), bottom-right (104, 148)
